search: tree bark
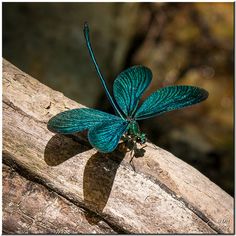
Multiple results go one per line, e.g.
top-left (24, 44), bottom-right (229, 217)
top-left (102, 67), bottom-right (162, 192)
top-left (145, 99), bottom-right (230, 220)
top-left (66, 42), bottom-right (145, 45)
top-left (2, 164), bottom-right (118, 234)
top-left (3, 59), bottom-right (234, 234)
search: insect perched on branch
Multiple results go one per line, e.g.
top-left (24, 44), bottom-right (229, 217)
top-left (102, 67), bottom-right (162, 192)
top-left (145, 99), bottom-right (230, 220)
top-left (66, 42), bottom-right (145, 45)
top-left (48, 23), bottom-right (208, 153)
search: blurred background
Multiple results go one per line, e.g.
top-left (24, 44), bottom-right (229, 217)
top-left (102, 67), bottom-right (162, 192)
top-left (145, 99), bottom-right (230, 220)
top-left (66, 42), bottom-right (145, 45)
top-left (3, 3), bottom-right (234, 196)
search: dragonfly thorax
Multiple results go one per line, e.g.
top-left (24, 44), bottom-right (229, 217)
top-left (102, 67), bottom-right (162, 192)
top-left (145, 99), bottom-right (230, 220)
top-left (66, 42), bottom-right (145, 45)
top-left (127, 120), bottom-right (147, 144)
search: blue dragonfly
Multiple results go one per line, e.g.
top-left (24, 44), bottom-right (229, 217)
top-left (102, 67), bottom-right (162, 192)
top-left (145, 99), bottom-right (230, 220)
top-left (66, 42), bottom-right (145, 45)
top-left (48, 23), bottom-right (208, 154)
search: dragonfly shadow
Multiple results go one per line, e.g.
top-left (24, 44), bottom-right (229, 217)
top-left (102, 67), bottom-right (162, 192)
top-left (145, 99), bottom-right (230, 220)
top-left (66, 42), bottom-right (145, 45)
top-left (83, 144), bottom-right (126, 224)
top-left (44, 134), bottom-right (91, 166)
top-left (44, 136), bottom-right (145, 225)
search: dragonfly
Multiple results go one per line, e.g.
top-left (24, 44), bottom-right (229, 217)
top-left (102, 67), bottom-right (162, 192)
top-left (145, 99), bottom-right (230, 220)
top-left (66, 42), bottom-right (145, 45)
top-left (47, 23), bottom-right (209, 154)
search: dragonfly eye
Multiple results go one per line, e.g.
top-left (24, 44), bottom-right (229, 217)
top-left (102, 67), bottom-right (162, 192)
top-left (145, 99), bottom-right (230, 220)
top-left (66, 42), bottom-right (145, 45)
top-left (136, 137), bottom-right (141, 142)
top-left (136, 133), bottom-right (146, 144)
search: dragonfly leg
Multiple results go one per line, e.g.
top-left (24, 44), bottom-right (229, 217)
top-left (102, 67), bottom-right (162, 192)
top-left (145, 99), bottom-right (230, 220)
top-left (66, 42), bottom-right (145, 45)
top-left (141, 144), bottom-right (147, 149)
top-left (123, 138), bottom-right (135, 152)
top-left (129, 148), bottom-right (136, 171)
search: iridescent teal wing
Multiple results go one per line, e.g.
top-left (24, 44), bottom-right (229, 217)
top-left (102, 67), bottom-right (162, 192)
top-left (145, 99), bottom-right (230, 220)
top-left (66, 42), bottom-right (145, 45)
top-left (47, 108), bottom-right (123, 134)
top-left (134, 85), bottom-right (208, 120)
top-left (88, 120), bottom-right (129, 153)
top-left (113, 65), bottom-right (152, 117)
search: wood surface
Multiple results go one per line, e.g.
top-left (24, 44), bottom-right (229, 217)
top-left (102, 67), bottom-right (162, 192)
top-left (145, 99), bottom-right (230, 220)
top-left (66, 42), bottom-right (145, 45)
top-left (2, 59), bottom-right (234, 234)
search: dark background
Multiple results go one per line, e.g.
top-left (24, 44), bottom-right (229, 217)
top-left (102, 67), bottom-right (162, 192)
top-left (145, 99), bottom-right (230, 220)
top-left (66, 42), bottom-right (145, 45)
top-left (3, 2), bottom-right (234, 195)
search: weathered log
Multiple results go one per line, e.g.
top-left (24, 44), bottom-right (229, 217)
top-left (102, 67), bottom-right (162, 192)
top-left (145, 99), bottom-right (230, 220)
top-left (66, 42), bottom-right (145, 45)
top-left (2, 164), bottom-right (118, 234)
top-left (3, 59), bottom-right (234, 234)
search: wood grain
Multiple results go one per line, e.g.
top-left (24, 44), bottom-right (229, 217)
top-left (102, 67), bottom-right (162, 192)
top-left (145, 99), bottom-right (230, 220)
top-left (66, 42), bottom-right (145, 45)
top-left (2, 164), bottom-right (118, 234)
top-left (3, 59), bottom-right (234, 234)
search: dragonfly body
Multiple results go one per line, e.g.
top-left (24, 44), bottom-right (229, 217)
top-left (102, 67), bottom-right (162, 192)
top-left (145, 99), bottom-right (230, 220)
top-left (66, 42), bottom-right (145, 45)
top-left (47, 23), bottom-right (209, 153)
top-left (127, 120), bottom-right (146, 144)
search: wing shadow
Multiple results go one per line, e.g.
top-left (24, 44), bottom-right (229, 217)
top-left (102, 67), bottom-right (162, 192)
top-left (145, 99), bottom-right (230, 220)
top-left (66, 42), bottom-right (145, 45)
top-left (44, 133), bottom-right (91, 166)
top-left (83, 143), bottom-right (127, 224)
top-left (44, 135), bottom-right (145, 225)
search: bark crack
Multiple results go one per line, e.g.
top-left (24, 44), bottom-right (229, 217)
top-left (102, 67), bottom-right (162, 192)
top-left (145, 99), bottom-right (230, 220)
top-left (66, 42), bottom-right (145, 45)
top-left (2, 158), bottom-right (129, 234)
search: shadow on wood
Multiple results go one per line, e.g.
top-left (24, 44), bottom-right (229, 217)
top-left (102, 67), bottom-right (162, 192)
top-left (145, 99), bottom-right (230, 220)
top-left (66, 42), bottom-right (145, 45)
top-left (83, 150), bottom-right (126, 223)
top-left (44, 133), bottom-right (127, 221)
top-left (44, 134), bottom-right (91, 166)
top-left (3, 59), bottom-right (234, 234)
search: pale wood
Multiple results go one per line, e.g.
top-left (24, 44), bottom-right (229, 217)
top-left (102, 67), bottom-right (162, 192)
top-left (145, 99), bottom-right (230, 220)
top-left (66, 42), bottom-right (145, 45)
top-left (2, 164), bottom-right (118, 234)
top-left (3, 59), bottom-right (234, 234)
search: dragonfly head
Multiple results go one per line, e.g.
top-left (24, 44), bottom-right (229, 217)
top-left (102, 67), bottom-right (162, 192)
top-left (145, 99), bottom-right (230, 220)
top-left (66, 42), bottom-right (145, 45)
top-left (136, 133), bottom-right (147, 145)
